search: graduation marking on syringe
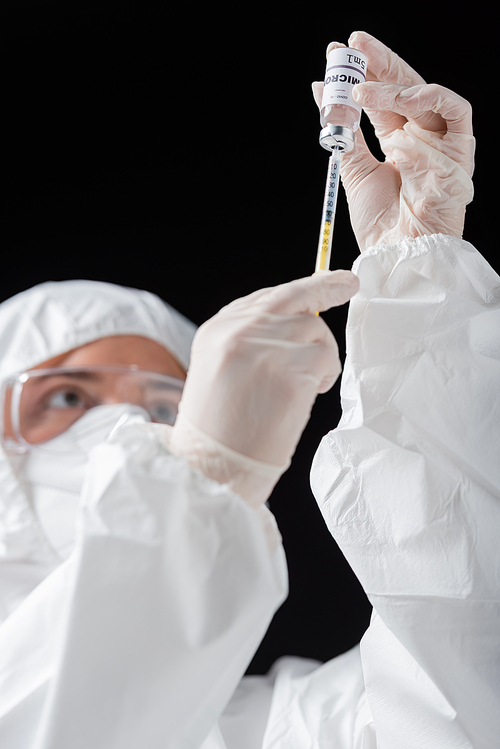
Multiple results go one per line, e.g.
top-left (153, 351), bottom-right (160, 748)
top-left (315, 152), bottom-right (341, 273)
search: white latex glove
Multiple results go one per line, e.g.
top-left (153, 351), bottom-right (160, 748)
top-left (168, 271), bottom-right (359, 507)
top-left (312, 32), bottom-right (475, 251)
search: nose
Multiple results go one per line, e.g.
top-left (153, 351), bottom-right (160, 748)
top-left (101, 379), bottom-right (144, 407)
top-left (102, 395), bottom-right (128, 405)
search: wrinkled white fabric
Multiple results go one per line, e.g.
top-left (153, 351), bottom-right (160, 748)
top-left (14, 403), bottom-right (151, 560)
top-left (311, 234), bottom-right (500, 749)
top-left (210, 648), bottom-right (372, 749)
top-left (0, 420), bottom-right (288, 749)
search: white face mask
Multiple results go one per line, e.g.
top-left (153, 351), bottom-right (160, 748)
top-left (10, 403), bottom-right (150, 560)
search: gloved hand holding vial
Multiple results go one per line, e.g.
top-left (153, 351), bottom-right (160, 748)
top-left (312, 32), bottom-right (474, 253)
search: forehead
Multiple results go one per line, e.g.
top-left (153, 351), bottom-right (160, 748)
top-left (32, 335), bottom-right (186, 379)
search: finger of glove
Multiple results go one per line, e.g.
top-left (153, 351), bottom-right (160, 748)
top-left (311, 332), bottom-right (342, 394)
top-left (339, 125), bottom-right (384, 190)
top-left (317, 332), bottom-right (342, 393)
top-left (396, 83), bottom-right (473, 135)
top-left (311, 42), bottom-right (346, 109)
top-left (348, 31), bottom-right (425, 87)
top-left (354, 82), bottom-right (473, 151)
top-left (325, 41), bottom-right (347, 56)
top-left (326, 42), bottom-right (347, 58)
top-left (311, 80), bottom-right (323, 109)
top-left (224, 270), bottom-right (359, 315)
top-left (263, 270), bottom-right (359, 315)
top-left (243, 322), bottom-right (341, 392)
top-left (242, 308), bottom-right (335, 345)
top-left (353, 82), bottom-right (444, 139)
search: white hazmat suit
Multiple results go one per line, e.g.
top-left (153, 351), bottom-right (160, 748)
top-left (0, 236), bottom-right (498, 749)
top-left (1, 27), bottom-right (499, 749)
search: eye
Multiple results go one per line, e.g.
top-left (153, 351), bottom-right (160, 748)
top-left (148, 401), bottom-right (177, 425)
top-left (45, 389), bottom-right (87, 410)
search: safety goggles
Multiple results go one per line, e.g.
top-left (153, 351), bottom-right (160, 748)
top-left (1, 365), bottom-right (185, 451)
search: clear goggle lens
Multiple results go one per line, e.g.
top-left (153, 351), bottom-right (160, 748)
top-left (2, 366), bottom-right (185, 449)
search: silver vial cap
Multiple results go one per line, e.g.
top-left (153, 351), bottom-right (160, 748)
top-left (319, 125), bottom-right (355, 154)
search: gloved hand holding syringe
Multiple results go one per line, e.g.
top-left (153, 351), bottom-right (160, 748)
top-left (314, 45), bottom-right (367, 272)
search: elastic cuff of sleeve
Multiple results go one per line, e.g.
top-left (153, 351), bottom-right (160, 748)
top-left (161, 413), bottom-right (289, 509)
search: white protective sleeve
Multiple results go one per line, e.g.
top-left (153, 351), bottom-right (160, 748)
top-left (0, 424), bottom-right (288, 749)
top-left (311, 234), bottom-right (500, 749)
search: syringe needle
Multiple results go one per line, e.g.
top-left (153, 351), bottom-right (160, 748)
top-left (315, 152), bottom-right (341, 273)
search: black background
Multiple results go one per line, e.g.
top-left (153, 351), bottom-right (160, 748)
top-left (3, 1), bottom-right (496, 673)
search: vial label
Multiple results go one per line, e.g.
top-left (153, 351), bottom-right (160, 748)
top-left (321, 47), bottom-right (367, 123)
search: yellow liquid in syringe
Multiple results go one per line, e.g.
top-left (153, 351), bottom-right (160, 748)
top-left (317, 219), bottom-right (332, 271)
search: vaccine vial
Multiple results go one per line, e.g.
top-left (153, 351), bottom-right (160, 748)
top-left (319, 47), bottom-right (367, 153)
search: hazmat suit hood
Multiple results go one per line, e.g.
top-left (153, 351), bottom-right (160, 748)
top-left (0, 279), bottom-right (196, 621)
top-left (0, 279), bottom-right (195, 379)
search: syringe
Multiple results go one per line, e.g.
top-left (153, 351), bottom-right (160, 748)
top-left (314, 46), bottom-right (367, 272)
top-left (315, 151), bottom-right (341, 273)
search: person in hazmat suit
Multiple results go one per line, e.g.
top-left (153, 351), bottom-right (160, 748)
top-left (0, 31), bottom-right (498, 749)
